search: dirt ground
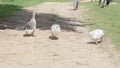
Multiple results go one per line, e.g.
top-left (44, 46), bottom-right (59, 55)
top-left (0, 1), bottom-right (120, 68)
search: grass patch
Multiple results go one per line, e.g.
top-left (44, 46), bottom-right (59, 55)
top-left (113, 0), bottom-right (120, 3)
top-left (0, 4), bottom-right (22, 18)
top-left (80, 2), bottom-right (120, 49)
top-left (0, 0), bottom-right (71, 18)
top-left (2, 0), bottom-right (71, 7)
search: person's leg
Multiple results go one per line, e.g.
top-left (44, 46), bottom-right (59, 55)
top-left (106, 0), bottom-right (110, 5)
top-left (99, 0), bottom-right (102, 5)
top-left (76, 2), bottom-right (79, 9)
top-left (74, 0), bottom-right (77, 10)
top-left (74, 0), bottom-right (79, 10)
top-left (100, 0), bottom-right (106, 8)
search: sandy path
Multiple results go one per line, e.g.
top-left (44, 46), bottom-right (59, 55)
top-left (0, 2), bottom-right (120, 68)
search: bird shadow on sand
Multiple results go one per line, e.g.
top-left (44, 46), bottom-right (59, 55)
top-left (49, 36), bottom-right (59, 40)
top-left (87, 41), bottom-right (96, 44)
top-left (23, 34), bottom-right (36, 37)
top-left (87, 41), bottom-right (102, 45)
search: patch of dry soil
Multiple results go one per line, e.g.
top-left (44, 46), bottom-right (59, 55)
top-left (0, 2), bottom-right (120, 68)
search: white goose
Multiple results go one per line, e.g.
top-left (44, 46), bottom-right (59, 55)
top-left (89, 29), bottom-right (104, 45)
top-left (50, 24), bottom-right (61, 39)
top-left (24, 10), bottom-right (36, 36)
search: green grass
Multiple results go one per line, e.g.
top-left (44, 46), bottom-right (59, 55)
top-left (3, 0), bottom-right (71, 7)
top-left (0, 4), bottom-right (22, 18)
top-left (0, 0), bottom-right (71, 18)
top-left (80, 2), bottom-right (120, 49)
top-left (113, 0), bottom-right (120, 3)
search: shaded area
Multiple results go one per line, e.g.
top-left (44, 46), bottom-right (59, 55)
top-left (0, 3), bottom-right (22, 29)
top-left (0, 4), bottom-right (22, 18)
top-left (0, 9), bottom-right (87, 32)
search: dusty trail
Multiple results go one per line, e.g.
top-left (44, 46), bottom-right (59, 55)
top-left (0, 2), bottom-right (119, 68)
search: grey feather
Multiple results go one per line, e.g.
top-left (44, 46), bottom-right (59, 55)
top-left (24, 10), bottom-right (36, 34)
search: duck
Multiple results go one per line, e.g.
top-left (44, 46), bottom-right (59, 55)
top-left (89, 29), bottom-right (104, 45)
top-left (50, 24), bottom-right (61, 39)
top-left (24, 10), bottom-right (36, 36)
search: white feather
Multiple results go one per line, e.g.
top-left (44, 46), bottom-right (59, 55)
top-left (25, 29), bottom-right (34, 35)
top-left (51, 24), bottom-right (61, 37)
top-left (90, 29), bottom-right (104, 42)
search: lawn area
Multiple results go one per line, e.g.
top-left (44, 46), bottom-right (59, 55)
top-left (0, 0), bottom-right (71, 18)
top-left (3, 0), bottom-right (71, 7)
top-left (80, 2), bottom-right (120, 49)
